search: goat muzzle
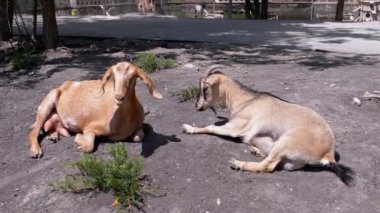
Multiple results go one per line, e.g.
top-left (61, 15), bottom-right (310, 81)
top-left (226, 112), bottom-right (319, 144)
top-left (115, 94), bottom-right (125, 106)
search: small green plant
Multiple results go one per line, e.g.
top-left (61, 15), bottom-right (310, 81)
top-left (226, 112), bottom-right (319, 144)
top-left (12, 49), bottom-right (44, 70)
top-left (170, 85), bottom-right (200, 102)
top-left (11, 41), bottom-right (45, 71)
top-left (134, 52), bottom-right (176, 73)
top-left (53, 144), bottom-right (144, 208)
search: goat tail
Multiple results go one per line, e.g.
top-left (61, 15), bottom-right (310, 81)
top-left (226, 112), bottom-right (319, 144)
top-left (324, 162), bottom-right (355, 186)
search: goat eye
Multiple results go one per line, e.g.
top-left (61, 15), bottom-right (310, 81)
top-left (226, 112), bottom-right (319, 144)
top-left (203, 87), bottom-right (209, 98)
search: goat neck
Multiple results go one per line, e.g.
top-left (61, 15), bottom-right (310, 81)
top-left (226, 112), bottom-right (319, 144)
top-left (218, 75), bottom-right (255, 115)
top-left (119, 77), bottom-right (138, 108)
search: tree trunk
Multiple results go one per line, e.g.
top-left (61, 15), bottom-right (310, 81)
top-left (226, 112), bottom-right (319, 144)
top-left (31, 0), bottom-right (37, 41)
top-left (335, 0), bottom-right (345, 21)
top-left (40, 0), bottom-right (58, 49)
top-left (0, 0), bottom-right (14, 41)
top-left (244, 0), bottom-right (253, 19)
top-left (228, 0), bottom-right (232, 19)
top-left (253, 0), bottom-right (260, 19)
top-left (260, 0), bottom-right (268, 19)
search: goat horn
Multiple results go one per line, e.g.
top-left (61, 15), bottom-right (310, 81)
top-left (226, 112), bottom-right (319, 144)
top-left (204, 65), bottom-right (223, 78)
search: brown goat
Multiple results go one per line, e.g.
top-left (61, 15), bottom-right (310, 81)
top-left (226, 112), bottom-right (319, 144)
top-left (29, 62), bottom-right (162, 158)
top-left (183, 65), bottom-right (354, 185)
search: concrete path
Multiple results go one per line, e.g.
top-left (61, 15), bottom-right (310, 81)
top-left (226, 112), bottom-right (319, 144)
top-left (18, 14), bottom-right (380, 54)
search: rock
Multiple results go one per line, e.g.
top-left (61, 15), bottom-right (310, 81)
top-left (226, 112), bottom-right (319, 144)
top-left (13, 125), bottom-right (21, 132)
top-left (182, 63), bottom-right (198, 70)
top-left (352, 97), bottom-right (361, 106)
top-left (110, 51), bottom-right (125, 58)
top-left (216, 198), bottom-right (221, 206)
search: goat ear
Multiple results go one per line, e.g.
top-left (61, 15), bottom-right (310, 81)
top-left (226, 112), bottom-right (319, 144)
top-left (204, 75), bottom-right (219, 86)
top-left (134, 66), bottom-right (163, 99)
top-left (101, 68), bottom-right (113, 91)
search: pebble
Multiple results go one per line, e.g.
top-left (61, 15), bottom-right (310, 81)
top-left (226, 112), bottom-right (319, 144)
top-left (352, 97), bottom-right (361, 106)
top-left (13, 125), bottom-right (21, 132)
top-left (216, 198), bottom-right (221, 206)
top-left (182, 63), bottom-right (197, 70)
top-left (329, 83), bottom-right (336, 87)
top-left (110, 52), bottom-right (125, 58)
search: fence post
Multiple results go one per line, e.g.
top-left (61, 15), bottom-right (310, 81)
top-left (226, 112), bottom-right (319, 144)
top-left (69, 0), bottom-right (77, 16)
top-left (228, 0), bottom-right (232, 19)
top-left (310, 0), bottom-right (313, 20)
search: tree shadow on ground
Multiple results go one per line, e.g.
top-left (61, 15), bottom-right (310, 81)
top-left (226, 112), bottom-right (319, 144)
top-left (2, 32), bottom-right (378, 90)
top-left (182, 43), bottom-right (379, 72)
top-left (0, 38), bottom-right (181, 89)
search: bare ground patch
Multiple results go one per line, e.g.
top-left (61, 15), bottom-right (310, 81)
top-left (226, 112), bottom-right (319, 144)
top-left (0, 38), bottom-right (379, 212)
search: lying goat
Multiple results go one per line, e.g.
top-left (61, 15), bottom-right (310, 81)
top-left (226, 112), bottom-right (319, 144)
top-left (29, 62), bottom-right (162, 158)
top-left (183, 66), bottom-right (354, 185)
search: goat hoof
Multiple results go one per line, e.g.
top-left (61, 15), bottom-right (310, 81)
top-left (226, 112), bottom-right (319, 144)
top-left (30, 148), bottom-right (43, 158)
top-left (132, 135), bottom-right (142, 143)
top-left (132, 129), bottom-right (144, 142)
top-left (248, 146), bottom-right (265, 157)
top-left (182, 124), bottom-right (194, 134)
top-left (229, 158), bottom-right (244, 171)
top-left (77, 145), bottom-right (93, 153)
top-left (48, 133), bottom-right (60, 143)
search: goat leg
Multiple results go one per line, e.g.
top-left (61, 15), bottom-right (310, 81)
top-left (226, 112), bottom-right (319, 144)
top-left (182, 122), bottom-right (242, 138)
top-left (44, 113), bottom-right (70, 143)
top-left (29, 89), bottom-right (60, 158)
top-left (75, 131), bottom-right (95, 153)
top-left (132, 127), bottom-right (145, 142)
top-left (230, 146), bottom-right (283, 173)
top-left (248, 146), bottom-right (267, 157)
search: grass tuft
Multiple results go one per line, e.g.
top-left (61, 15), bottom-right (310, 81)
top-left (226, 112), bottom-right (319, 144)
top-left (52, 143), bottom-right (144, 208)
top-left (171, 85), bottom-right (200, 102)
top-left (134, 52), bottom-right (176, 73)
top-left (11, 41), bottom-right (45, 71)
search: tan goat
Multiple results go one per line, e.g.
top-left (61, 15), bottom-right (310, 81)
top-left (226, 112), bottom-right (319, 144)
top-left (183, 66), bottom-right (354, 185)
top-left (29, 62), bottom-right (162, 158)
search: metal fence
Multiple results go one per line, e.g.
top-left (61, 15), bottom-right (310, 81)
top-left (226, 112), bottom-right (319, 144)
top-left (15, 0), bottom-right (361, 21)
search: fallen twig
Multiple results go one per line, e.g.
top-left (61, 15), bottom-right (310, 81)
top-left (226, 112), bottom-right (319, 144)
top-left (362, 91), bottom-right (380, 99)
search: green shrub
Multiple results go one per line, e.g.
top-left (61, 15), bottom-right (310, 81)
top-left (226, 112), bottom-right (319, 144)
top-left (134, 52), bottom-right (176, 73)
top-left (170, 85), bottom-right (200, 102)
top-left (12, 48), bottom-right (44, 71)
top-left (53, 144), bottom-right (144, 208)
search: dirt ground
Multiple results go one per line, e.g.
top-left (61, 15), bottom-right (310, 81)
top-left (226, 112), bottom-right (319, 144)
top-left (0, 38), bottom-right (379, 213)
